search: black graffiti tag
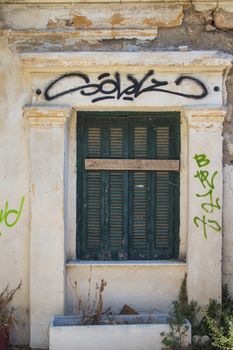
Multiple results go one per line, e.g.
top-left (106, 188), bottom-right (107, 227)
top-left (44, 70), bottom-right (208, 103)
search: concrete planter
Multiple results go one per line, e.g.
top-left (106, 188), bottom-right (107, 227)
top-left (49, 314), bottom-right (191, 350)
top-left (0, 326), bottom-right (9, 350)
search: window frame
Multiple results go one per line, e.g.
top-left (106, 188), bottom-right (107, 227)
top-left (76, 111), bottom-right (181, 261)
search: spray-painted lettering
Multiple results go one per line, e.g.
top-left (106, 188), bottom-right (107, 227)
top-left (0, 196), bottom-right (25, 236)
top-left (193, 154), bottom-right (221, 239)
top-left (44, 70), bottom-right (208, 103)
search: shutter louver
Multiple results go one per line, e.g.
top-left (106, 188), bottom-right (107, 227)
top-left (109, 172), bottom-right (124, 254)
top-left (133, 127), bottom-right (147, 159)
top-left (156, 127), bottom-right (170, 159)
top-left (154, 126), bottom-right (176, 256)
top-left (87, 172), bottom-right (101, 250)
top-left (155, 172), bottom-right (170, 249)
top-left (88, 128), bottom-right (101, 158)
top-left (86, 126), bottom-right (102, 258)
top-left (130, 126), bottom-right (148, 258)
top-left (110, 128), bottom-right (123, 158)
top-left (131, 172), bottom-right (148, 255)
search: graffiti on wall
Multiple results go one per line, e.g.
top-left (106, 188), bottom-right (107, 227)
top-left (0, 196), bottom-right (25, 236)
top-left (193, 154), bottom-right (221, 239)
top-left (43, 70), bottom-right (209, 103)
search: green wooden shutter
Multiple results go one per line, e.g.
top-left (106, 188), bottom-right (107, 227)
top-left (77, 112), bottom-right (180, 261)
top-left (129, 125), bottom-right (149, 259)
top-left (108, 123), bottom-right (126, 259)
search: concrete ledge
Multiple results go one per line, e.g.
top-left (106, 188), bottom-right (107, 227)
top-left (2, 0), bottom-right (188, 4)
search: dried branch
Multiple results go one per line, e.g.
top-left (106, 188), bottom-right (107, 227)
top-left (0, 281), bottom-right (22, 328)
top-left (70, 278), bottom-right (108, 325)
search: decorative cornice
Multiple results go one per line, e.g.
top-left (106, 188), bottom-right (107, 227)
top-left (23, 105), bottom-right (71, 127)
top-left (19, 51), bottom-right (233, 74)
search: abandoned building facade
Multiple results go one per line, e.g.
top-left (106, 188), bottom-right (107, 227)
top-left (1, 0), bottom-right (233, 348)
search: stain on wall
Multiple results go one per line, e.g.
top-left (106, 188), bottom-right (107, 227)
top-left (110, 13), bottom-right (124, 27)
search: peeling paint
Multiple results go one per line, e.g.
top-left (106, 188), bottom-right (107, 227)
top-left (143, 10), bottom-right (184, 28)
top-left (73, 15), bottom-right (92, 29)
top-left (1, 3), bottom-right (184, 32)
top-left (110, 13), bottom-right (124, 27)
top-left (46, 18), bottom-right (72, 29)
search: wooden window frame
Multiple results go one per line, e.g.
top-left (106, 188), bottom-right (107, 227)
top-left (76, 111), bottom-right (180, 261)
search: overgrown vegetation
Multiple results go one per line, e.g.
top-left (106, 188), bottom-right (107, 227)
top-left (161, 274), bottom-right (233, 350)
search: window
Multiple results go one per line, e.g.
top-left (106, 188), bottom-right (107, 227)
top-left (77, 112), bottom-right (180, 261)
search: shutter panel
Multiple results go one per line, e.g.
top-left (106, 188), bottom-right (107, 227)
top-left (154, 126), bottom-right (172, 255)
top-left (109, 172), bottom-right (124, 256)
top-left (130, 125), bottom-right (149, 259)
top-left (153, 122), bottom-right (179, 258)
top-left (131, 172), bottom-right (148, 254)
top-left (155, 171), bottom-right (170, 249)
top-left (87, 172), bottom-right (101, 250)
top-left (84, 125), bottom-right (103, 259)
top-left (108, 127), bottom-right (125, 259)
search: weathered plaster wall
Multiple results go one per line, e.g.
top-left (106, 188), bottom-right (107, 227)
top-left (66, 263), bottom-right (186, 316)
top-left (0, 39), bottom-right (31, 345)
top-left (0, 1), bottom-right (233, 347)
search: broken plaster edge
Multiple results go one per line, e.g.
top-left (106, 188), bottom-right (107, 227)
top-left (2, 28), bottom-right (158, 42)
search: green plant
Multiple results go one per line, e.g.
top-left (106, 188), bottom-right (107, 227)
top-left (161, 313), bottom-right (190, 350)
top-left (161, 274), bottom-right (199, 350)
top-left (161, 275), bottom-right (233, 350)
top-left (201, 286), bottom-right (233, 350)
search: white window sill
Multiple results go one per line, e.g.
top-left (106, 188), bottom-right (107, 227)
top-left (66, 260), bottom-right (186, 267)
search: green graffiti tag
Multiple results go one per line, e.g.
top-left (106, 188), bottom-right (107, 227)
top-left (193, 153), bottom-right (210, 168)
top-left (193, 154), bottom-right (221, 239)
top-left (0, 196), bottom-right (25, 236)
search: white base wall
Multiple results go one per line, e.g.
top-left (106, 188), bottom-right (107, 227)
top-left (66, 262), bottom-right (186, 315)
